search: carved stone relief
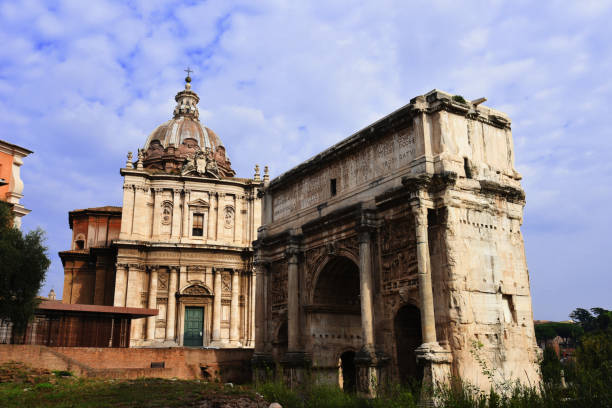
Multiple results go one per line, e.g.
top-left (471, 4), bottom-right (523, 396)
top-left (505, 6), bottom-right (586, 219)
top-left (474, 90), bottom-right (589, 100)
top-left (380, 217), bottom-right (418, 294)
top-left (158, 271), bottom-right (169, 290)
top-left (270, 261), bottom-right (288, 309)
top-left (221, 273), bottom-right (232, 293)
top-left (224, 206), bottom-right (235, 229)
top-left (183, 285), bottom-right (210, 296)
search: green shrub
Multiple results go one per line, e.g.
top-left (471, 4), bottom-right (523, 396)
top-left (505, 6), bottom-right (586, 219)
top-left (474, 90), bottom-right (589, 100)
top-left (540, 345), bottom-right (562, 384)
top-left (452, 95), bottom-right (468, 104)
top-left (33, 382), bottom-right (53, 391)
top-left (257, 380), bottom-right (303, 408)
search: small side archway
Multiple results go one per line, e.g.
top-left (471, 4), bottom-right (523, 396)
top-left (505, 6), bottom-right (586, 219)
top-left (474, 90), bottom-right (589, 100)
top-left (394, 303), bottom-right (423, 384)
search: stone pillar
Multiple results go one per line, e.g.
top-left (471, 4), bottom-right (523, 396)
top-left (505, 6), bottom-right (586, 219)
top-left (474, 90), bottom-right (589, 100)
top-left (229, 270), bottom-right (241, 345)
top-left (113, 263), bottom-right (128, 307)
top-left (249, 270), bottom-right (256, 347)
top-left (358, 229), bottom-right (375, 351)
top-left (126, 264), bottom-right (144, 341)
top-left (286, 247), bottom-right (300, 352)
top-left (152, 188), bottom-right (163, 239)
top-left (411, 204), bottom-right (437, 345)
top-left (182, 189), bottom-right (191, 238)
top-left (132, 186), bottom-right (147, 239)
top-left (280, 241), bottom-right (309, 388)
top-left (411, 199), bottom-right (452, 397)
top-left (252, 260), bottom-right (273, 383)
top-left (354, 211), bottom-right (388, 397)
top-left (216, 193), bottom-right (225, 240)
top-left (146, 266), bottom-right (158, 341)
top-left (119, 185), bottom-right (134, 239)
top-left (171, 188), bottom-right (182, 240)
top-left (208, 193), bottom-right (216, 240)
top-left (254, 261), bottom-right (268, 353)
top-left (211, 268), bottom-right (222, 344)
top-left (165, 266), bottom-right (178, 341)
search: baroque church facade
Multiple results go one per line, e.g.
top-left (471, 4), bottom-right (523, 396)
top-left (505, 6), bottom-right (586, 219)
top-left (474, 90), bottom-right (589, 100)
top-left (60, 75), bottom-right (265, 348)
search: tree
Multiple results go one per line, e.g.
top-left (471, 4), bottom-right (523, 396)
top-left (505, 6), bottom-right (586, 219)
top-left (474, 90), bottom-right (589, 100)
top-left (0, 201), bottom-right (50, 333)
top-left (570, 307), bottom-right (612, 333)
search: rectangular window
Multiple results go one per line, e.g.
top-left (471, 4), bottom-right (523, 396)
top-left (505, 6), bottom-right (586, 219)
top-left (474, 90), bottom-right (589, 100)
top-left (330, 178), bottom-right (337, 197)
top-left (192, 213), bottom-right (204, 236)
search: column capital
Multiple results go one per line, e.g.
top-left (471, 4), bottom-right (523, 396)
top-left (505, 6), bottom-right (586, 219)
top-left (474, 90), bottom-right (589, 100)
top-left (153, 187), bottom-right (163, 193)
top-left (116, 262), bottom-right (128, 269)
top-left (401, 174), bottom-right (432, 193)
top-left (253, 257), bottom-right (270, 267)
top-left (285, 246), bottom-right (301, 264)
top-left (357, 209), bottom-right (378, 243)
top-left (147, 265), bottom-right (159, 272)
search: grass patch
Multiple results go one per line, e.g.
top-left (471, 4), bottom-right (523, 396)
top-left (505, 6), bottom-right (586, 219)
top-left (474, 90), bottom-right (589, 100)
top-left (0, 374), bottom-right (265, 408)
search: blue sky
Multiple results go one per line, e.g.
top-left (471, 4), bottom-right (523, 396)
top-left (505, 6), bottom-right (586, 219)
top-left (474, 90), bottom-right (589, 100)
top-left (1, 0), bottom-right (611, 321)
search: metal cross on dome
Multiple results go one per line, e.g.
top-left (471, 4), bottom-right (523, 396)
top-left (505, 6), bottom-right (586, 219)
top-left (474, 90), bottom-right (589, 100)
top-left (184, 67), bottom-right (193, 77)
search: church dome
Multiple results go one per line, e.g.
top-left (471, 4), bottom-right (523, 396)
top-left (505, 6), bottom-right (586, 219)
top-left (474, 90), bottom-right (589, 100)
top-left (141, 74), bottom-right (235, 178)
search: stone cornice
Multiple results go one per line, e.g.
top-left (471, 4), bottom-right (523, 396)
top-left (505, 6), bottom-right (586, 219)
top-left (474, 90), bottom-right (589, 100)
top-left (119, 168), bottom-right (261, 189)
top-left (479, 180), bottom-right (526, 203)
top-left (112, 239), bottom-right (253, 254)
top-left (0, 140), bottom-right (33, 157)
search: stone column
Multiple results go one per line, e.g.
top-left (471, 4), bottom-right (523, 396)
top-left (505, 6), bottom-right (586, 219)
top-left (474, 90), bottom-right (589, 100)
top-left (249, 270), bottom-right (256, 347)
top-left (126, 264), bottom-right (144, 341)
top-left (132, 186), bottom-right (147, 239)
top-left (166, 266), bottom-right (178, 341)
top-left (229, 270), bottom-right (241, 345)
top-left (357, 228), bottom-right (376, 351)
top-left (254, 262), bottom-right (268, 353)
top-left (113, 263), bottom-right (128, 307)
top-left (211, 268), bottom-right (222, 344)
top-left (411, 204), bottom-right (437, 345)
top-left (182, 189), bottom-right (191, 238)
top-left (146, 266), bottom-right (158, 341)
top-left (286, 246), bottom-right (300, 352)
top-left (410, 199), bottom-right (452, 397)
top-left (234, 195), bottom-right (242, 244)
top-left (152, 188), bottom-right (163, 239)
top-left (171, 188), bottom-right (182, 240)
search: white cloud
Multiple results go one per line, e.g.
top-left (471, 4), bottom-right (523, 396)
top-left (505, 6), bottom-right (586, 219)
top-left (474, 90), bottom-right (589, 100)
top-left (1, 0), bottom-right (611, 320)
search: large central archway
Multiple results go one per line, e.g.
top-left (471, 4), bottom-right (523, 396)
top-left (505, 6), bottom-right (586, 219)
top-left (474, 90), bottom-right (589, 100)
top-left (309, 256), bottom-right (361, 390)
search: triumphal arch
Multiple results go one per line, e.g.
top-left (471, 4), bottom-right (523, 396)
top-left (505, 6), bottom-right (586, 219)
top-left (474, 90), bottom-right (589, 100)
top-left (252, 90), bottom-right (540, 393)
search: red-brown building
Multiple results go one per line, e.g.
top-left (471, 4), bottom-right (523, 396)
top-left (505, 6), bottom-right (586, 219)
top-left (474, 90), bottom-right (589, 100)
top-left (0, 139), bottom-right (32, 229)
top-left (59, 206), bottom-right (122, 305)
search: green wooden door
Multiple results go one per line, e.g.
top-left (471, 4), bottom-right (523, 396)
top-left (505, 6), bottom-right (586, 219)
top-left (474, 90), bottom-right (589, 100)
top-left (184, 307), bottom-right (204, 347)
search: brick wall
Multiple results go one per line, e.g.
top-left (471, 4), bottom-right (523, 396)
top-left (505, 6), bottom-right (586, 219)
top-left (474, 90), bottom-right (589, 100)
top-left (0, 345), bottom-right (253, 383)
